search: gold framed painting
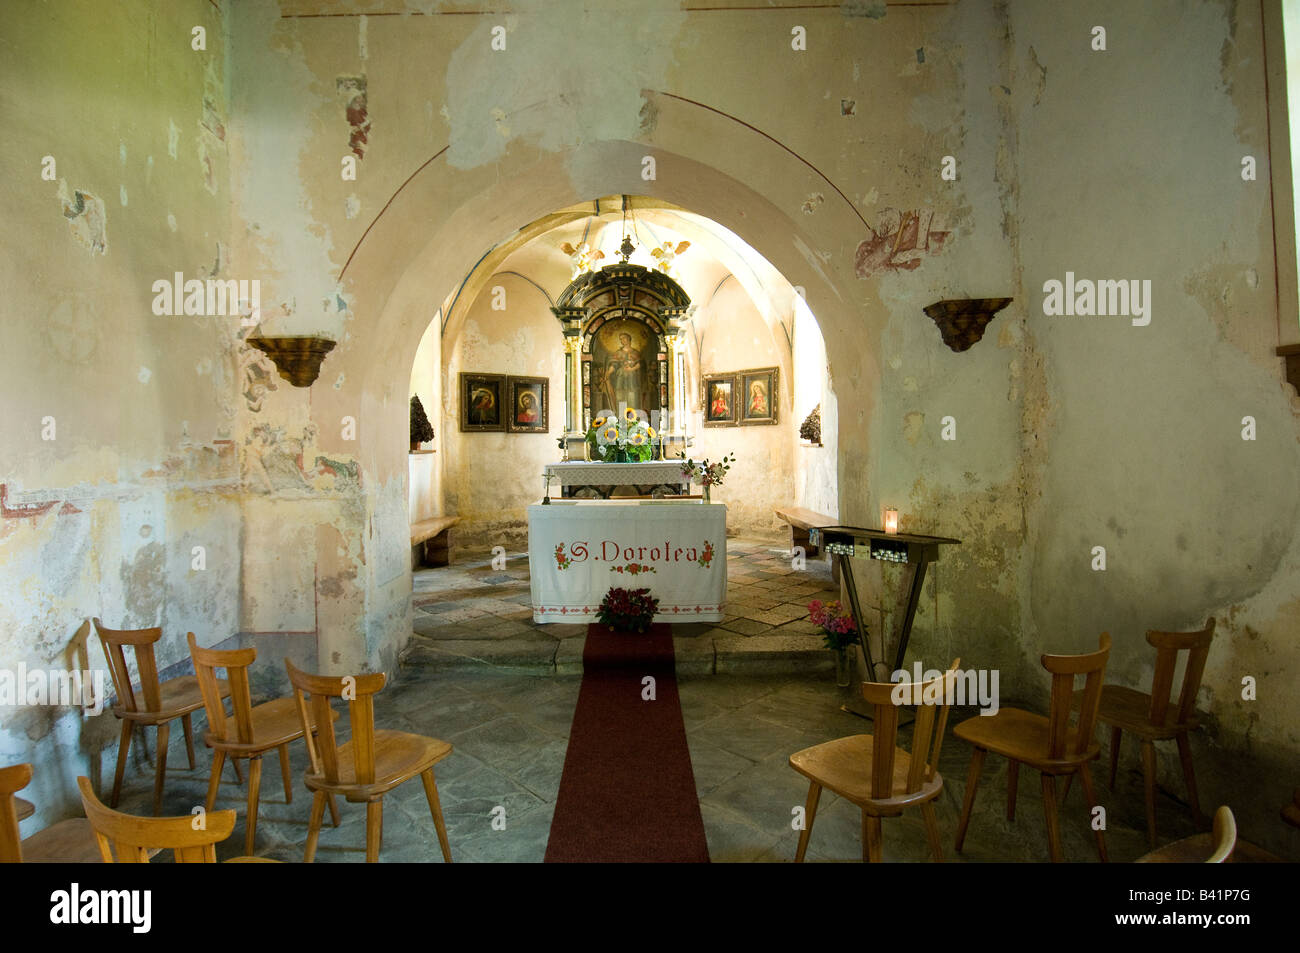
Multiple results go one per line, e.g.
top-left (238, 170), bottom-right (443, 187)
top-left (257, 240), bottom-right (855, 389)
top-left (702, 373), bottom-right (737, 427)
top-left (506, 376), bottom-right (549, 433)
top-left (460, 373), bottom-right (506, 432)
top-left (738, 367), bottom-right (778, 425)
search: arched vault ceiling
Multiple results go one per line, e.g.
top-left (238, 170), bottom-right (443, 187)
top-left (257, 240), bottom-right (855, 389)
top-left (438, 196), bottom-right (804, 346)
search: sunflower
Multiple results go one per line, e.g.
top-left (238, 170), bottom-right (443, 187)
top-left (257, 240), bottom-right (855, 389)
top-left (598, 425), bottom-right (619, 446)
top-left (646, 427), bottom-right (656, 439)
top-left (629, 431), bottom-right (646, 446)
top-left (624, 407), bottom-right (639, 422)
top-left (591, 416), bottom-right (606, 430)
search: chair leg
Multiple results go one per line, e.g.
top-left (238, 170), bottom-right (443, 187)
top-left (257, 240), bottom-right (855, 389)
top-left (205, 750), bottom-right (226, 812)
top-left (1040, 773), bottom-right (1063, 863)
top-left (954, 747), bottom-right (986, 852)
top-left (110, 720), bottom-right (133, 808)
top-left (152, 723), bottom-right (170, 816)
top-left (232, 758), bottom-right (243, 784)
top-left (181, 713), bottom-right (196, 769)
top-left (1006, 759), bottom-right (1019, 820)
top-left (1175, 733), bottom-right (1205, 827)
top-left (863, 815), bottom-right (883, 863)
top-left (1140, 739), bottom-right (1158, 848)
top-left (327, 794), bottom-right (341, 827)
top-left (245, 755), bottom-right (263, 856)
top-left (922, 802), bottom-right (943, 862)
top-left (304, 791), bottom-right (327, 863)
top-left (365, 800), bottom-right (383, 863)
top-left (1108, 726), bottom-right (1122, 787)
top-left (1077, 763), bottom-right (1108, 863)
top-left (278, 745), bottom-right (293, 804)
top-left (794, 782), bottom-right (822, 863)
top-left (421, 768), bottom-right (452, 863)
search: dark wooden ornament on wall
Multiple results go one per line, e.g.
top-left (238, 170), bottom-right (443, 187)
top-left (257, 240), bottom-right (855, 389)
top-left (923, 298), bottom-right (1013, 353)
top-left (247, 336), bottom-right (337, 386)
top-left (1278, 344), bottom-right (1300, 396)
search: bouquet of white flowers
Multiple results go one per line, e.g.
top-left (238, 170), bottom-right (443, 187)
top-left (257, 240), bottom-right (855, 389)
top-left (586, 407), bottom-right (656, 462)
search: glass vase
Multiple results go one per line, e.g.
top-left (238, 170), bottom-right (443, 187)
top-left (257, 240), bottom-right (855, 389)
top-left (834, 646), bottom-right (852, 688)
top-left (614, 448), bottom-right (630, 463)
top-left (703, 484), bottom-right (711, 503)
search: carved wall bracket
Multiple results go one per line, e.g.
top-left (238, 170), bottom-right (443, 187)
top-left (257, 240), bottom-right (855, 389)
top-left (247, 336), bottom-right (337, 387)
top-left (923, 297), bottom-right (1013, 352)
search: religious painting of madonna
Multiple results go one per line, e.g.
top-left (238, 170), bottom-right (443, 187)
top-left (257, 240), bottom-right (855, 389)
top-left (507, 376), bottom-right (549, 433)
top-left (460, 373), bottom-right (506, 432)
top-left (702, 373), bottom-right (737, 427)
top-left (739, 367), bottom-right (778, 425)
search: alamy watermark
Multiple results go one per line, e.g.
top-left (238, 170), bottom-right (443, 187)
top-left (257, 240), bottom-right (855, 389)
top-left (151, 272), bottom-right (259, 322)
top-left (0, 664), bottom-right (106, 715)
top-left (890, 662), bottom-right (999, 716)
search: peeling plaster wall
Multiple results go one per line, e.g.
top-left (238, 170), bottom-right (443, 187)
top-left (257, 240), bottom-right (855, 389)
top-left (441, 274), bottom-right (566, 557)
top-left (201, 0), bottom-right (1299, 851)
top-left (695, 278), bottom-right (794, 533)
top-left (1007, 0), bottom-right (1300, 837)
top-left (0, 0), bottom-right (239, 824)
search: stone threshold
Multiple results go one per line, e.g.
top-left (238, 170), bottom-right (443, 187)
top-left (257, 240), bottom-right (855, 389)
top-left (399, 631), bottom-right (835, 678)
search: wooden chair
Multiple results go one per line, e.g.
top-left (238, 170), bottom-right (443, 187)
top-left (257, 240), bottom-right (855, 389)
top-left (1, 763), bottom-right (102, 863)
top-left (188, 633), bottom-right (340, 855)
top-left (790, 660), bottom-right (960, 862)
top-left (285, 660), bottom-right (454, 863)
top-left (954, 633), bottom-right (1111, 862)
top-left (1094, 619), bottom-right (1215, 848)
top-left (94, 618), bottom-right (232, 814)
top-left (77, 775), bottom-right (235, 862)
top-left (1137, 805), bottom-right (1236, 863)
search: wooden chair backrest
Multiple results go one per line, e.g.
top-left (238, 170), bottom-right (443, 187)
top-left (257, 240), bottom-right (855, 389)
top-left (93, 618), bottom-right (163, 714)
top-left (1043, 633), bottom-right (1111, 760)
top-left (285, 660), bottom-right (387, 787)
top-left (1145, 619), bottom-right (1215, 727)
top-left (0, 763), bottom-right (35, 863)
top-left (860, 659), bottom-right (960, 800)
top-left (188, 633), bottom-right (256, 745)
top-left (77, 776), bottom-right (234, 863)
top-left (1206, 805), bottom-right (1236, 863)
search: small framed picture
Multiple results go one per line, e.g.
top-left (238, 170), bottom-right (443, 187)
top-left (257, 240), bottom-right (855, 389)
top-left (702, 374), bottom-right (737, 427)
top-left (507, 376), bottom-right (549, 433)
top-left (739, 367), bottom-right (778, 425)
top-left (460, 374), bottom-right (506, 432)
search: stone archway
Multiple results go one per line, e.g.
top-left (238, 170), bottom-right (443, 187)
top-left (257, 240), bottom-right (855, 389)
top-left (309, 100), bottom-right (885, 676)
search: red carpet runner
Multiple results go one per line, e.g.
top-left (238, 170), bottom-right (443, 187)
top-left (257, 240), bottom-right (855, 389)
top-left (544, 623), bottom-right (710, 862)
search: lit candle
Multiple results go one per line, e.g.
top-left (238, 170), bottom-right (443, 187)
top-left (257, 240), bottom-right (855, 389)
top-left (883, 507), bottom-right (899, 535)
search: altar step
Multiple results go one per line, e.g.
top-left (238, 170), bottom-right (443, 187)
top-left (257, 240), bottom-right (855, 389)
top-left (400, 630), bottom-right (835, 678)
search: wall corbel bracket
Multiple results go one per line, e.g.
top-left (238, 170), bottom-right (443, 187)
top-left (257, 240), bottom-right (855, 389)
top-left (1277, 344), bottom-right (1300, 395)
top-left (248, 336), bottom-right (337, 387)
top-left (923, 297), bottom-right (1013, 352)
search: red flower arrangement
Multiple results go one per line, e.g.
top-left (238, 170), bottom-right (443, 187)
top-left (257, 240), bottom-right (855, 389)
top-left (808, 599), bottom-right (861, 651)
top-left (597, 586), bottom-right (660, 633)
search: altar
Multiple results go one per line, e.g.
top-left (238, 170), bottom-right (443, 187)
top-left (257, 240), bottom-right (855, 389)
top-left (528, 500), bottom-right (727, 623)
top-left (544, 460), bottom-right (692, 499)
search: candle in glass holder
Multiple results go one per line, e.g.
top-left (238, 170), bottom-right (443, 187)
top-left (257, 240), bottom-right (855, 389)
top-left (883, 507), bottom-right (899, 535)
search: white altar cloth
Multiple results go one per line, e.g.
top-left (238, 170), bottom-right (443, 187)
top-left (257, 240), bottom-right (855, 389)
top-left (543, 460), bottom-right (690, 486)
top-left (528, 501), bottom-right (727, 623)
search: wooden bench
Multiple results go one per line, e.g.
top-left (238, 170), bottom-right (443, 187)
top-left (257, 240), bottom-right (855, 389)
top-left (411, 516), bottom-right (462, 569)
top-left (774, 506), bottom-right (839, 582)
